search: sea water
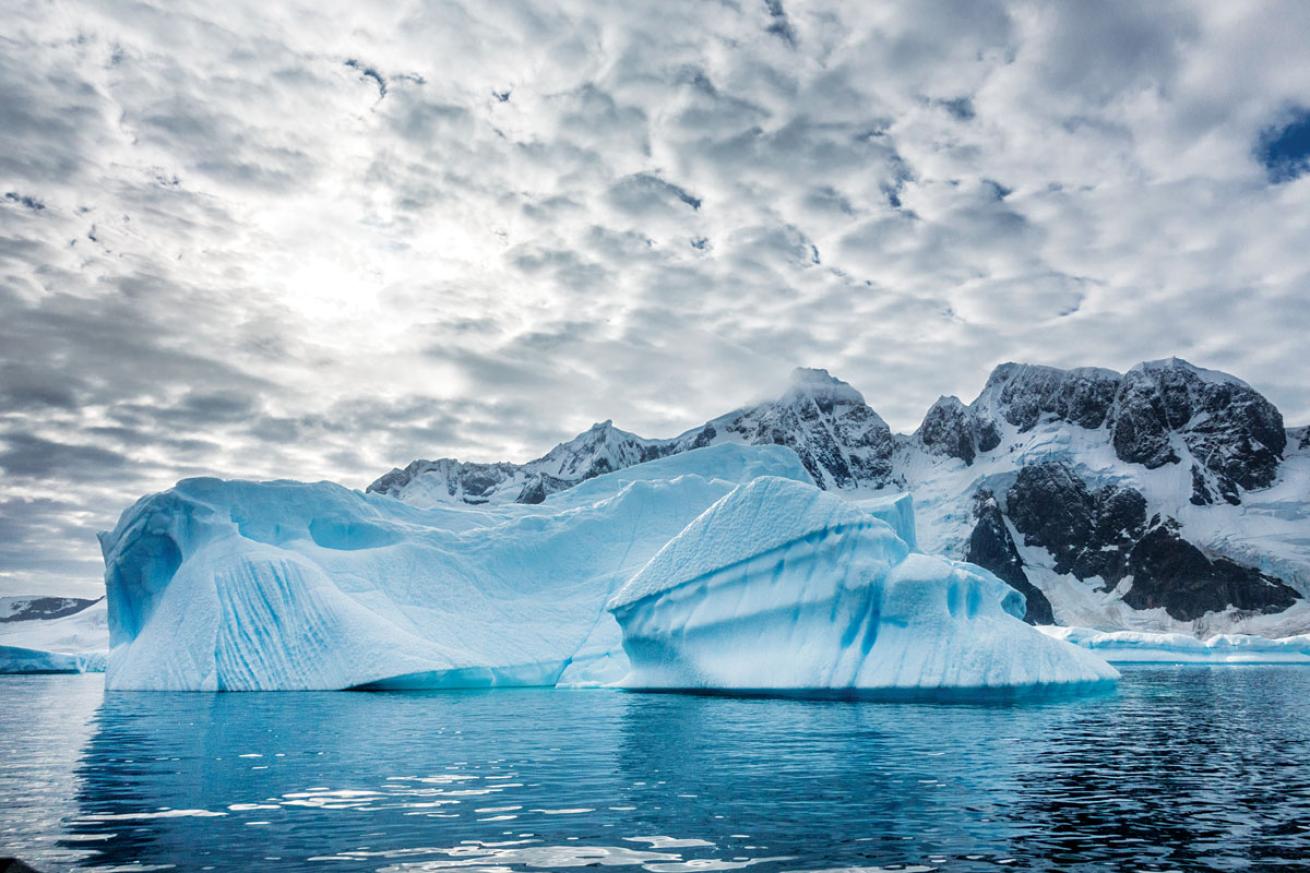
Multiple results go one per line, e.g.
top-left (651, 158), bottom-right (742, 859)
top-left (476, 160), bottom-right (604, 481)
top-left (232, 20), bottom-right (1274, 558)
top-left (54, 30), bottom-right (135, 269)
top-left (2, 668), bottom-right (1309, 871)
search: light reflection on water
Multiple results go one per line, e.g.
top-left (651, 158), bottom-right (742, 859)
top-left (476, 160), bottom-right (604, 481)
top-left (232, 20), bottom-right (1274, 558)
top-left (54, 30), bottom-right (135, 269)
top-left (2, 668), bottom-right (1310, 871)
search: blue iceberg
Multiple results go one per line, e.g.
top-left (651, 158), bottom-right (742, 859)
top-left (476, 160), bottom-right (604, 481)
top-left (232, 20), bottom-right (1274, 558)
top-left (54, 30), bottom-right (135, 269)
top-left (609, 477), bottom-right (1118, 696)
top-left (99, 444), bottom-right (1115, 694)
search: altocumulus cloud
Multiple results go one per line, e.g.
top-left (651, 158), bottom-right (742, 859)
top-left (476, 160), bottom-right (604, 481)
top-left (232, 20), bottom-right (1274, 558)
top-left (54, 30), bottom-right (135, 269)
top-left (0, 0), bottom-right (1308, 595)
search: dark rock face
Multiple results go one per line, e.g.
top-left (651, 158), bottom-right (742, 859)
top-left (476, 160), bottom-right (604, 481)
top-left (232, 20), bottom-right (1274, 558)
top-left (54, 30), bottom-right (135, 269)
top-left (964, 490), bottom-right (1054, 624)
top-left (1006, 463), bottom-right (1145, 588)
top-left (957, 359), bottom-right (1288, 505)
top-left (1108, 359), bottom-right (1286, 499)
top-left (1122, 518), bottom-right (1300, 621)
top-left (0, 596), bottom-right (99, 624)
top-left (514, 473), bottom-right (573, 505)
top-left (980, 363), bottom-right (1121, 432)
top-left (723, 368), bottom-right (894, 489)
top-left (976, 418), bottom-right (1002, 453)
top-left (916, 395), bottom-right (977, 465)
top-left (367, 458), bottom-right (524, 504)
top-left (1005, 461), bottom-right (1298, 622)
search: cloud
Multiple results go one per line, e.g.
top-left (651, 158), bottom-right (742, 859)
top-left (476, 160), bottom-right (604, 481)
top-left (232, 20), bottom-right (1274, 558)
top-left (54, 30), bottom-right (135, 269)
top-left (0, 0), bottom-right (1307, 595)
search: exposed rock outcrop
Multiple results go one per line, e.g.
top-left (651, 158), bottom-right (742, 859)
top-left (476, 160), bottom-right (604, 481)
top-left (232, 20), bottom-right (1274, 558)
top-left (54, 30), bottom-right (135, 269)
top-left (1122, 518), bottom-right (1299, 621)
top-left (1006, 463), bottom-right (1146, 589)
top-left (723, 368), bottom-right (894, 489)
top-left (916, 395), bottom-right (979, 465)
top-left (974, 363), bottom-right (1121, 432)
top-left (1004, 461), bottom-right (1299, 622)
top-left (1107, 359), bottom-right (1285, 502)
top-left (964, 490), bottom-right (1054, 624)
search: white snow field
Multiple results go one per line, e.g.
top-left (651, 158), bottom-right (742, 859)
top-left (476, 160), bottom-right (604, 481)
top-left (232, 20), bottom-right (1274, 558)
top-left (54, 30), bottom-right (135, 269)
top-left (609, 477), bottom-right (1118, 697)
top-left (1039, 625), bottom-right (1310, 664)
top-left (98, 442), bottom-right (1120, 694)
top-left (0, 598), bottom-right (108, 673)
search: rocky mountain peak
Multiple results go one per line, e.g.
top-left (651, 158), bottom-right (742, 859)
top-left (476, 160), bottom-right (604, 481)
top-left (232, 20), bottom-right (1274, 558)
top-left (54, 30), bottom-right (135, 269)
top-left (781, 367), bottom-right (872, 414)
top-left (717, 367), bottom-right (894, 490)
top-left (916, 395), bottom-right (981, 465)
top-left (974, 362), bottom-right (1121, 432)
top-left (1109, 356), bottom-right (1285, 501)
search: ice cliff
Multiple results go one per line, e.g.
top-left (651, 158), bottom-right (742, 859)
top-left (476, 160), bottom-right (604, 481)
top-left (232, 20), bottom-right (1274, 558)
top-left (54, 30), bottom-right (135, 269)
top-left (100, 444), bottom-right (1116, 693)
top-left (609, 478), bottom-right (1117, 696)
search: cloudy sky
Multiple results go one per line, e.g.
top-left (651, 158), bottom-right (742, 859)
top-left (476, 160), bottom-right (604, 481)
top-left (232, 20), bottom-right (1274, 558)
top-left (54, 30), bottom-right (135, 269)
top-left (2, 1), bottom-right (1309, 596)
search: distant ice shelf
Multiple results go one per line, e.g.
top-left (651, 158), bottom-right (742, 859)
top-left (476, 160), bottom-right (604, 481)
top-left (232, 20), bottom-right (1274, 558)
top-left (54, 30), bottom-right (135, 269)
top-left (0, 597), bottom-right (108, 673)
top-left (1039, 625), bottom-right (1310, 664)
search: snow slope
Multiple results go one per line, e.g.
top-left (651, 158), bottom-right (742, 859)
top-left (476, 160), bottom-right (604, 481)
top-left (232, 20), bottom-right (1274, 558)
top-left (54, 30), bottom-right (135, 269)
top-left (100, 445), bottom-right (814, 690)
top-left (609, 478), bottom-right (1117, 695)
top-left (0, 598), bottom-right (108, 673)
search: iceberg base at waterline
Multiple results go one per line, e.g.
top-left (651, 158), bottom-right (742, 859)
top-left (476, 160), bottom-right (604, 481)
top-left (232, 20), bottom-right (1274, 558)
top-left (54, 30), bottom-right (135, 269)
top-left (607, 477), bottom-right (1119, 699)
top-left (1040, 625), bottom-right (1310, 664)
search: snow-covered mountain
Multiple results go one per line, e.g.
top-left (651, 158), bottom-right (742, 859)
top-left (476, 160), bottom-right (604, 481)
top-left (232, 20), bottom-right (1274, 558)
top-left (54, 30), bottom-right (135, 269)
top-left (372, 359), bottom-right (1310, 636)
top-left (0, 594), bottom-right (99, 623)
top-left (0, 596), bottom-right (107, 672)
top-left (368, 367), bottom-right (894, 505)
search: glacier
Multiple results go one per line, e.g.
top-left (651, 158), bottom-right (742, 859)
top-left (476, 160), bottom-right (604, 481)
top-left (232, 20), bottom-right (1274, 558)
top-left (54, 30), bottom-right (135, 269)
top-left (97, 442), bottom-right (1121, 694)
top-left (608, 477), bottom-right (1118, 697)
top-left (0, 597), bottom-right (108, 673)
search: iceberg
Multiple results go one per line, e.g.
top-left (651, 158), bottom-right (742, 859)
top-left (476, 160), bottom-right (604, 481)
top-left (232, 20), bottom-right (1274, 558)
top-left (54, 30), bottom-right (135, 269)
top-left (1039, 625), bottom-right (1310, 664)
top-left (608, 477), bottom-right (1118, 697)
top-left (0, 598), bottom-right (108, 673)
top-left (100, 441), bottom-right (1115, 695)
top-left (100, 444), bottom-right (813, 690)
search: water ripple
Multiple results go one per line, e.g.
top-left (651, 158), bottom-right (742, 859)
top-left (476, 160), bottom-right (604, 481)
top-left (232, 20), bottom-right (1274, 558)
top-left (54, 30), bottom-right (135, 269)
top-left (2, 668), bottom-right (1310, 871)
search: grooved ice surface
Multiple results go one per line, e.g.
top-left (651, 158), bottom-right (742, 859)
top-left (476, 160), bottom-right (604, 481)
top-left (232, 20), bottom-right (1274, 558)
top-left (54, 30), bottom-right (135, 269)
top-left (609, 478), bottom-right (1118, 695)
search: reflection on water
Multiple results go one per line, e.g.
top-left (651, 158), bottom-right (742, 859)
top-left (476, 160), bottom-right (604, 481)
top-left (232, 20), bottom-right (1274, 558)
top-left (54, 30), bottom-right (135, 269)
top-left (1, 668), bottom-right (1309, 871)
